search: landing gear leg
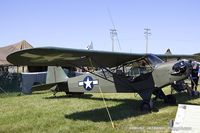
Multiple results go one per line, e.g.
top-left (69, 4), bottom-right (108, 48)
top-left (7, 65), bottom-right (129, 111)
top-left (138, 88), bottom-right (156, 112)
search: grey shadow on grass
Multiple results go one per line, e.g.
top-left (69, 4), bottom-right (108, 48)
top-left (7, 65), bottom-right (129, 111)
top-left (64, 92), bottom-right (199, 122)
top-left (43, 94), bottom-right (93, 99)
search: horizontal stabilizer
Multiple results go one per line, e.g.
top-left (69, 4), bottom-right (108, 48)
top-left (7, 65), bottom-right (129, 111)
top-left (32, 81), bottom-right (68, 92)
top-left (32, 83), bottom-right (58, 91)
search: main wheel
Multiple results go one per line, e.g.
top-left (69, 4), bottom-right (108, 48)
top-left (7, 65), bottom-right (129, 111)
top-left (140, 100), bottom-right (153, 112)
top-left (164, 94), bottom-right (176, 104)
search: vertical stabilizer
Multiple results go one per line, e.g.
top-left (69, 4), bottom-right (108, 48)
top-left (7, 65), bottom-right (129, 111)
top-left (46, 66), bottom-right (68, 84)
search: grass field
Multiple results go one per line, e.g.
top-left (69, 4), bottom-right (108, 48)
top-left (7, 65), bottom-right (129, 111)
top-left (1, 86), bottom-right (200, 133)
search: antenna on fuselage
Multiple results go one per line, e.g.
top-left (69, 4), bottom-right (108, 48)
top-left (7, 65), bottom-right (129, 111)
top-left (107, 8), bottom-right (121, 52)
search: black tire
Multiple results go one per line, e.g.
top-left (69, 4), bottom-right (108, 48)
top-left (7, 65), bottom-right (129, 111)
top-left (164, 94), bottom-right (176, 104)
top-left (140, 101), bottom-right (152, 112)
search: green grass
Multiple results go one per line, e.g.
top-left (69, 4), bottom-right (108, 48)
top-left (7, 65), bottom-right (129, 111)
top-left (1, 87), bottom-right (200, 133)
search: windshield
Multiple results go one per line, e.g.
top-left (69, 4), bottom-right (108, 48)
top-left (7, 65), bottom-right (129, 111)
top-left (147, 54), bottom-right (164, 67)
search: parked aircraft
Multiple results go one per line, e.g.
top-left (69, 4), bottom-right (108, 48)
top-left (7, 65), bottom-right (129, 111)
top-left (7, 47), bottom-right (197, 111)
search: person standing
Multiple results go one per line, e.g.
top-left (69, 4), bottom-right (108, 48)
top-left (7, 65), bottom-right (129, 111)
top-left (191, 62), bottom-right (200, 91)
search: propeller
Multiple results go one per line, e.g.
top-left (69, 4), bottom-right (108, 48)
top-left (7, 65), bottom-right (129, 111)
top-left (173, 61), bottom-right (186, 73)
top-left (172, 60), bottom-right (191, 75)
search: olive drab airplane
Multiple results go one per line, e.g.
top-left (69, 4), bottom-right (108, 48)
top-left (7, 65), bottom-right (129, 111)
top-left (7, 47), bottom-right (199, 111)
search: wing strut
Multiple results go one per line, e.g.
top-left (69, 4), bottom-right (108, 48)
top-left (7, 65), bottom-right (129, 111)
top-left (88, 57), bottom-right (94, 68)
top-left (98, 86), bottom-right (115, 128)
top-left (88, 57), bottom-right (115, 128)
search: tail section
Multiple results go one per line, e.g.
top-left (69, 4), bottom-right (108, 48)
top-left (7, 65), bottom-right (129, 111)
top-left (32, 66), bottom-right (69, 92)
top-left (46, 66), bottom-right (68, 84)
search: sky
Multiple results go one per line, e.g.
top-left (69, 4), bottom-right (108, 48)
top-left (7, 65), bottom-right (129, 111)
top-left (0, 0), bottom-right (200, 54)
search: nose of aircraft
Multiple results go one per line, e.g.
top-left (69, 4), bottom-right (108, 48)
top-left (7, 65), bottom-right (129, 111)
top-left (172, 60), bottom-right (192, 75)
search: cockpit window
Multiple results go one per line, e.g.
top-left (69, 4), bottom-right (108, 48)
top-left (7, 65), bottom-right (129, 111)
top-left (117, 54), bottom-right (163, 79)
top-left (147, 54), bottom-right (164, 67)
top-left (124, 58), bottom-right (152, 77)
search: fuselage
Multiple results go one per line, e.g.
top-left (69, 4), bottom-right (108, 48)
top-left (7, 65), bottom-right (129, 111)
top-left (64, 55), bottom-right (192, 94)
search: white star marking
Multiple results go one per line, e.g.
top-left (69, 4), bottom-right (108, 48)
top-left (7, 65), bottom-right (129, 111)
top-left (78, 76), bottom-right (99, 90)
top-left (84, 77), bottom-right (93, 89)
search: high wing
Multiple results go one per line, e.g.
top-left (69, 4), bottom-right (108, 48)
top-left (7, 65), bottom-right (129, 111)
top-left (7, 47), bottom-right (198, 67)
top-left (7, 47), bottom-right (145, 67)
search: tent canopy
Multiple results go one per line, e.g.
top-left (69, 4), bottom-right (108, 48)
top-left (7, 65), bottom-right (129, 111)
top-left (0, 40), bottom-right (33, 66)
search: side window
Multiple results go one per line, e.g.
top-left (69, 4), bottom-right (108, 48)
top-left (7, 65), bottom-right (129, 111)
top-left (128, 67), bottom-right (140, 77)
top-left (138, 60), bottom-right (152, 74)
top-left (126, 58), bottom-right (152, 77)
